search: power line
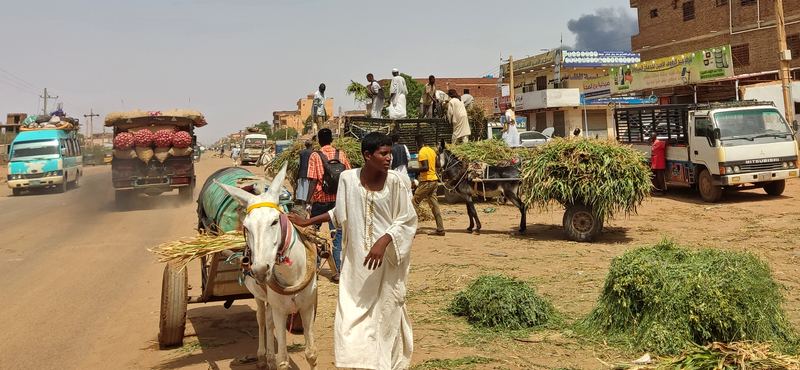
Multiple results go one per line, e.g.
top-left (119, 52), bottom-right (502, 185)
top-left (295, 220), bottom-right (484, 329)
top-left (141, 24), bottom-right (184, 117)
top-left (0, 67), bottom-right (41, 91)
top-left (0, 77), bottom-right (40, 96)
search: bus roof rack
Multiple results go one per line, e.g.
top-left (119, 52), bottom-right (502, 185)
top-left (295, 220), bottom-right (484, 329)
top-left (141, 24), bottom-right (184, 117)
top-left (692, 100), bottom-right (775, 110)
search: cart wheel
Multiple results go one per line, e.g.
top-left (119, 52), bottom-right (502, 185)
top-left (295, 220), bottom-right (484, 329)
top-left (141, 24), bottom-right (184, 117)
top-left (159, 262), bottom-right (188, 349)
top-left (564, 204), bottom-right (603, 242)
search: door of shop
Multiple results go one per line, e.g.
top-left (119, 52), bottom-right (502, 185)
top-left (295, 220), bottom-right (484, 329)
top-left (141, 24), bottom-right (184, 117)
top-left (553, 111), bottom-right (566, 138)
top-left (535, 112), bottom-right (547, 132)
top-left (586, 110), bottom-right (608, 138)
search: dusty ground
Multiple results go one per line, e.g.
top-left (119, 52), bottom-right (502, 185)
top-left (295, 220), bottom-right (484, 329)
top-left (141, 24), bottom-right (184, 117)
top-left (1, 155), bottom-right (799, 370)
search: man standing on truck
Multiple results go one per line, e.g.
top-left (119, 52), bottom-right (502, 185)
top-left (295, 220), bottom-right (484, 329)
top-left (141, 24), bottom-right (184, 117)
top-left (366, 73), bottom-right (384, 119)
top-left (307, 128), bottom-right (351, 282)
top-left (312, 83), bottom-right (327, 136)
top-left (409, 134), bottom-right (446, 236)
top-left (447, 89), bottom-right (470, 144)
top-left (296, 140), bottom-right (314, 208)
top-left (420, 75), bottom-right (437, 119)
top-left (649, 132), bottom-right (667, 194)
top-left (389, 68), bottom-right (408, 119)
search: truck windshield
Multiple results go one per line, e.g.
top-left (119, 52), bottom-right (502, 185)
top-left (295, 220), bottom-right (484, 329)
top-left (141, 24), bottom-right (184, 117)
top-left (245, 138), bottom-right (266, 147)
top-left (714, 109), bottom-right (792, 143)
top-left (10, 140), bottom-right (60, 161)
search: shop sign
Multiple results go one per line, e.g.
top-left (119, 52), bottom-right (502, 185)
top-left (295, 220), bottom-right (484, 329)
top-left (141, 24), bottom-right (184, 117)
top-left (563, 50), bottom-right (641, 67)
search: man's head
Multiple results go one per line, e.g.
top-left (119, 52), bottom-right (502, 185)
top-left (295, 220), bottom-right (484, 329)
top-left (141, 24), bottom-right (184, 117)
top-left (649, 131), bottom-right (657, 142)
top-left (318, 83), bottom-right (326, 93)
top-left (304, 140), bottom-right (312, 148)
top-left (318, 128), bottom-right (333, 146)
top-left (429, 75), bottom-right (435, 84)
top-left (415, 134), bottom-right (426, 149)
top-left (362, 132), bottom-right (393, 173)
top-left (391, 134), bottom-right (401, 144)
top-left (506, 102), bottom-right (514, 111)
top-left (366, 73), bottom-right (374, 83)
top-left (448, 89), bottom-right (458, 98)
top-left (392, 68), bottom-right (399, 77)
top-left (573, 128), bottom-right (581, 137)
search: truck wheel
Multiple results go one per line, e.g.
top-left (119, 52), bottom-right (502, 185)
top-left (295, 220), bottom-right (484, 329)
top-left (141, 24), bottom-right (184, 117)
top-left (12, 188), bottom-right (21, 196)
top-left (764, 180), bottom-right (786, 196)
top-left (698, 169), bottom-right (722, 202)
top-left (56, 176), bottom-right (67, 193)
top-left (564, 204), bottom-right (603, 242)
top-left (70, 173), bottom-right (81, 189)
top-left (159, 262), bottom-right (188, 349)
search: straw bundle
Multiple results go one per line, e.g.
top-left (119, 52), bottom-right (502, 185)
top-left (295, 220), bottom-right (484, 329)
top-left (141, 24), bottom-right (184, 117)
top-left (447, 139), bottom-right (535, 165)
top-left (332, 137), bottom-right (364, 168)
top-left (661, 341), bottom-right (800, 370)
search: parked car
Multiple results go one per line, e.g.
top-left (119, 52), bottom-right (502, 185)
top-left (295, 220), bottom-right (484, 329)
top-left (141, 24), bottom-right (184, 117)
top-left (83, 153), bottom-right (96, 166)
top-left (519, 127), bottom-right (554, 148)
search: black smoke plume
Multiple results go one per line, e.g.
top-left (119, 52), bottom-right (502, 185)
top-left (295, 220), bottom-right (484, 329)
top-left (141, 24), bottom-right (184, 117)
top-left (567, 8), bottom-right (639, 50)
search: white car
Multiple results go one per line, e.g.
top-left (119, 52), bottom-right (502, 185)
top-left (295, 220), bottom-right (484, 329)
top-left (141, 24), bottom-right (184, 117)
top-left (519, 127), bottom-right (554, 148)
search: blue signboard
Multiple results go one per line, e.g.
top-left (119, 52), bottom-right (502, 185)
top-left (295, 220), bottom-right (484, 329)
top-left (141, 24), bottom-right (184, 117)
top-left (500, 116), bottom-right (527, 130)
top-left (563, 50), bottom-right (641, 67)
top-left (580, 94), bottom-right (650, 106)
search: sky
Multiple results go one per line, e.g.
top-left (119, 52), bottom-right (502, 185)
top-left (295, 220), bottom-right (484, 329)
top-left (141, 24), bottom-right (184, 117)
top-left (0, 0), bottom-right (638, 145)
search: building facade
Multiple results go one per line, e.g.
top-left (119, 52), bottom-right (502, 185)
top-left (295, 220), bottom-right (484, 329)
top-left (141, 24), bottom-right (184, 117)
top-left (411, 77), bottom-right (497, 114)
top-left (272, 94), bottom-right (335, 133)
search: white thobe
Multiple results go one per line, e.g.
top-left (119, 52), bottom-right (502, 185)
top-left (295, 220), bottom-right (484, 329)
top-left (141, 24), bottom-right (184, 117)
top-left (312, 91), bottom-right (326, 117)
top-left (370, 82), bottom-right (385, 118)
top-left (503, 110), bottom-right (520, 147)
top-left (447, 98), bottom-right (470, 142)
top-left (389, 76), bottom-right (408, 119)
top-left (328, 169), bottom-right (418, 370)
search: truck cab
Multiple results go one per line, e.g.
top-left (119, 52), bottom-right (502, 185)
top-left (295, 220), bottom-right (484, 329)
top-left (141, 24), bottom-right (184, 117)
top-left (240, 133), bottom-right (268, 165)
top-left (616, 101), bottom-right (799, 202)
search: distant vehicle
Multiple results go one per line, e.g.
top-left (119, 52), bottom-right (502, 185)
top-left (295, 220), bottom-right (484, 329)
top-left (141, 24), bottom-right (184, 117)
top-left (275, 140), bottom-right (293, 154)
top-left (519, 128), bottom-right (554, 148)
top-left (83, 153), bottom-right (96, 166)
top-left (240, 133), bottom-right (268, 165)
top-left (6, 128), bottom-right (83, 196)
top-left (103, 142), bottom-right (113, 164)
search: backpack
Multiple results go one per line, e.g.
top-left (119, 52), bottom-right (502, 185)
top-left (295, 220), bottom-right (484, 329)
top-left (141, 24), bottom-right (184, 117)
top-left (317, 150), bottom-right (346, 195)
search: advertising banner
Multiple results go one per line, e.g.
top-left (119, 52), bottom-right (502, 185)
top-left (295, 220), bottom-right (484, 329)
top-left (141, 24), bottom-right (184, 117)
top-left (563, 50), bottom-right (641, 67)
top-left (582, 75), bottom-right (612, 100)
top-left (609, 45), bottom-right (733, 94)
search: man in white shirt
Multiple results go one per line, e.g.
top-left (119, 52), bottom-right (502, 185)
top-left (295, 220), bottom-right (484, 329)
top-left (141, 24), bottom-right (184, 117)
top-left (388, 69), bottom-right (408, 119)
top-left (230, 146), bottom-right (240, 167)
top-left (366, 73), bottom-right (384, 119)
top-left (447, 90), bottom-right (470, 144)
top-left (460, 90), bottom-right (474, 108)
top-left (311, 83), bottom-right (326, 136)
top-left (503, 103), bottom-right (520, 147)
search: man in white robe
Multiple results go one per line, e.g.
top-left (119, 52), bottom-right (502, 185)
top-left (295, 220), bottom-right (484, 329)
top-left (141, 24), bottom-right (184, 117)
top-left (367, 73), bottom-right (385, 118)
top-left (388, 69), bottom-right (408, 119)
top-left (446, 90), bottom-right (470, 144)
top-left (503, 103), bottom-right (520, 147)
top-left (289, 132), bottom-right (418, 370)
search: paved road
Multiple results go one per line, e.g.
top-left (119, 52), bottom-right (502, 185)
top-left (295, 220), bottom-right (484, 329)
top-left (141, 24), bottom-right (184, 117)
top-left (0, 159), bottom-right (226, 369)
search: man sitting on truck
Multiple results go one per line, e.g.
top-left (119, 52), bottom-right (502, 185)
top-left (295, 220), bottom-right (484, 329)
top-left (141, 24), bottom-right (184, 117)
top-left (649, 132), bottom-right (667, 195)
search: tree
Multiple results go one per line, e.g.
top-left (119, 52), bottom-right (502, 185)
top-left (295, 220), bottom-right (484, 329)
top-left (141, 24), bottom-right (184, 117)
top-left (256, 121), bottom-right (273, 138)
top-left (383, 73), bottom-right (424, 118)
top-left (302, 115), bottom-right (314, 135)
top-left (273, 128), bottom-right (298, 141)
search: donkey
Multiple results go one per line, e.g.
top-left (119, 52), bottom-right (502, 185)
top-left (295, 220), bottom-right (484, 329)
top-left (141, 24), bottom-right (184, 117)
top-left (215, 163), bottom-right (317, 370)
top-left (436, 140), bottom-right (527, 235)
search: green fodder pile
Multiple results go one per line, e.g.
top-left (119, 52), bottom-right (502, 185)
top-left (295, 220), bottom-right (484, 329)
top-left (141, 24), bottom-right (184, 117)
top-left (447, 139), bottom-right (536, 164)
top-left (519, 137), bottom-right (650, 220)
top-left (270, 138), bottom-right (363, 193)
top-left (580, 239), bottom-right (797, 356)
top-left (448, 274), bottom-right (559, 330)
top-left (332, 137), bottom-right (364, 168)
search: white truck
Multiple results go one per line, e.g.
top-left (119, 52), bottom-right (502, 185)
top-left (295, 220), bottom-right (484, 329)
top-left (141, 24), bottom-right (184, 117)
top-left (615, 101), bottom-right (799, 202)
top-left (239, 133), bottom-right (269, 165)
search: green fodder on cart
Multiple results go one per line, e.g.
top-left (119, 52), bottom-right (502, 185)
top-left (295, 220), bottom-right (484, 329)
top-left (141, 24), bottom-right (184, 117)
top-left (332, 137), bottom-right (364, 168)
top-left (519, 137), bottom-right (651, 221)
top-left (447, 139), bottom-right (536, 164)
top-left (448, 274), bottom-right (559, 330)
top-left (579, 238), bottom-right (797, 356)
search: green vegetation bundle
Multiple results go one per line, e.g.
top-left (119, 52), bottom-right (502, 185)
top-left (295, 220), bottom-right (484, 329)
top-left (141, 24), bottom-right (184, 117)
top-left (580, 239), bottom-right (796, 356)
top-left (271, 141), bottom-right (319, 191)
top-left (519, 137), bottom-right (650, 221)
top-left (345, 80), bottom-right (370, 105)
top-left (447, 139), bottom-right (535, 164)
top-left (150, 231), bottom-right (246, 269)
top-left (332, 137), bottom-right (364, 168)
top-left (661, 341), bottom-right (800, 370)
top-left (448, 274), bottom-right (558, 330)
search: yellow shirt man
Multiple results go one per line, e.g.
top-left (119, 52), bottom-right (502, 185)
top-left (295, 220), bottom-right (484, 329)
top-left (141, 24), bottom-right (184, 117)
top-left (411, 143), bottom-right (445, 235)
top-left (418, 146), bottom-right (438, 182)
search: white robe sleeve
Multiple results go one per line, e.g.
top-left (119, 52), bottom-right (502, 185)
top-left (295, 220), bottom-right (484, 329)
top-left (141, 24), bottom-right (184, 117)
top-left (384, 174), bottom-right (417, 264)
top-left (328, 173), bottom-right (348, 229)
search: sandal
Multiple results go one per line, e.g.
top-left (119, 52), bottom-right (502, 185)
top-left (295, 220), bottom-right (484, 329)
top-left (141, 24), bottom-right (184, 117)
top-left (331, 274), bottom-right (340, 283)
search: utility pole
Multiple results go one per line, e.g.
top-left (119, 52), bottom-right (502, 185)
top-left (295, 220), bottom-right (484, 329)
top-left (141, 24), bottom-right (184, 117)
top-left (84, 109), bottom-right (99, 148)
top-left (775, 0), bottom-right (795, 124)
top-left (508, 55), bottom-right (515, 110)
top-left (40, 88), bottom-right (58, 116)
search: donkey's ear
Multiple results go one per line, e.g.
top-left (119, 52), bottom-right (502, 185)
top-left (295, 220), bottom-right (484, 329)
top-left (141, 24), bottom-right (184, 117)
top-left (266, 162), bottom-right (288, 200)
top-left (439, 139), bottom-right (446, 151)
top-left (214, 180), bottom-right (257, 207)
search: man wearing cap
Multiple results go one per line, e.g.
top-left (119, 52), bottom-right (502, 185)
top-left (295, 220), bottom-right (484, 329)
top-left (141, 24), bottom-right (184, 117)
top-left (388, 68), bottom-right (408, 119)
top-left (419, 75), bottom-right (437, 119)
top-left (447, 89), bottom-right (470, 144)
top-left (311, 83), bottom-right (327, 136)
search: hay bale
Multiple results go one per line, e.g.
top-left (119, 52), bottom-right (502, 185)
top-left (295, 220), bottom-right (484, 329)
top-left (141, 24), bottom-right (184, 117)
top-left (579, 239), bottom-right (797, 356)
top-left (414, 202), bottom-right (433, 222)
top-left (448, 274), bottom-right (559, 330)
top-left (519, 137), bottom-right (651, 221)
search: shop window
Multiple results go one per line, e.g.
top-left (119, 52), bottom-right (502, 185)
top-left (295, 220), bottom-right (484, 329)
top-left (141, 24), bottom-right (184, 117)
top-left (788, 34), bottom-right (800, 59)
top-left (683, 1), bottom-right (695, 21)
top-left (731, 44), bottom-right (750, 67)
top-left (716, 0), bottom-right (728, 5)
top-left (536, 76), bottom-right (548, 91)
top-left (650, 9), bottom-right (658, 18)
top-left (741, 0), bottom-right (755, 5)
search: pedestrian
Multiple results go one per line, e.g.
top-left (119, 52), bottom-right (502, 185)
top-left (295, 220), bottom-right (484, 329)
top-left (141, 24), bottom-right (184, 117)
top-left (408, 134), bottom-right (445, 236)
top-left (219, 146), bottom-right (224, 158)
top-left (573, 128), bottom-right (581, 137)
top-left (446, 89), bottom-right (470, 144)
top-left (649, 131), bottom-right (667, 194)
top-left (390, 134), bottom-right (411, 175)
top-left (296, 140), bottom-right (315, 208)
top-left (502, 103), bottom-right (520, 148)
top-left (312, 83), bottom-right (327, 136)
top-left (420, 75), bottom-right (437, 119)
top-left (305, 128), bottom-right (351, 282)
top-left (288, 132), bottom-right (417, 370)
top-left (366, 73), bottom-right (385, 119)
top-left (230, 146), bottom-right (240, 167)
top-left (460, 90), bottom-right (474, 108)
top-left (388, 68), bottom-right (408, 119)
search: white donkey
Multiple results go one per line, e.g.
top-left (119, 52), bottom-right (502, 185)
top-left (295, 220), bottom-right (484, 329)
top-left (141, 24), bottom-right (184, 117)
top-left (215, 164), bottom-right (318, 370)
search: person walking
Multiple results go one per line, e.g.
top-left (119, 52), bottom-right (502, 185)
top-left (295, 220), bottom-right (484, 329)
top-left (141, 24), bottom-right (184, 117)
top-left (502, 103), bottom-right (520, 147)
top-left (419, 75), bottom-right (437, 119)
top-left (230, 146), bottom-right (240, 167)
top-left (388, 68), bottom-right (408, 119)
top-left (409, 134), bottom-right (445, 236)
top-left (460, 90), bottom-right (474, 108)
top-left (288, 132), bottom-right (417, 370)
top-left (312, 83), bottom-right (327, 136)
top-left (296, 140), bottom-right (315, 208)
top-left (649, 131), bottom-right (667, 194)
top-left (390, 134), bottom-right (411, 175)
top-left (366, 73), bottom-right (385, 119)
top-left (446, 90), bottom-right (470, 144)
top-left (306, 128), bottom-right (351, 282)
